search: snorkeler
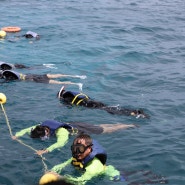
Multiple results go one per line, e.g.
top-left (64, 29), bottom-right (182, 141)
top-left (23, 31), bottom-right (40, 39)
top-left (0, 70), bottom-right (85, 90)
top-left (39, 133), bottom-right (167, 185)
top-left (5, 30), bottom-right (40, 42)
top-left (57, 86), bottom-right (149, 118)
top-left (0, 61), bottom-right (29, 70)
top-left (12, 119), bottom-right (137, 155)
top-left (0, 61), bottom-right (87, 79)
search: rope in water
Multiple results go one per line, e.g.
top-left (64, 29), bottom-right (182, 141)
top-left (0, 102), bottom-right (48, 172)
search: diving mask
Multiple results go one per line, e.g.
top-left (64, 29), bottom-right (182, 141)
top-left (71, 144), bottom-right (92, 156)
top-left (40, 130), bottom-right (50, 140)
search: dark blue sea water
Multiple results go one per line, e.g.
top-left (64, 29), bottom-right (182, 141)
top-left (0, 0), bottom-right (185, 185)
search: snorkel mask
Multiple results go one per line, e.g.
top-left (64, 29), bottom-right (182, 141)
top-left (71, 143), bottom-right (93, 158)
top-left (30, 126), bottom-right (49, 140)
top-left (40, 130), bottom-right (50, 141)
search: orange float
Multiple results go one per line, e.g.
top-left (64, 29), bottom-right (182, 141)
top-left (1, 26), bottom-right (21, 33)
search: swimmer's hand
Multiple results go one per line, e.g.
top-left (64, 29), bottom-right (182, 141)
top-left (12, 136), bottom-right (18, 140)
top-left (78, 83), bottom-right (83, 91)
top-left (129, 124), bottom-right (139, 128)
top-left (70, 75), bottom-right (87, 79)
top-left (36, 149), bottom-right (49, 156)
top-left (131, 110), bottom-right (150, 119)
top-left (77, 75), bottom-right (87, 79)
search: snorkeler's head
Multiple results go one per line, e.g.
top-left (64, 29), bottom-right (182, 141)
top-left (31, 126), bottom-right (50, 140)
top-left (24, 31), bottom-right (40, 39)
top-left (0, 63), bottom-right (13, 70)
top-left (2, 70), bottom-right (19, 80)
top-left (131, 110), bottom-right (150, 119)
top-left (30, 126), bottom-right (45, 138)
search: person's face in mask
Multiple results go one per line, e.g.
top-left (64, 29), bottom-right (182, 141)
top-left (71, 138), bottom-right (92, 160)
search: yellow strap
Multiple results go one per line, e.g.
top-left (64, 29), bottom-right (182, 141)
top-left (76, 99), bottom-right (85, 105)
top-left (65, 122), bottom-right (78, 135)
top-left (72, 157), bottom-right (84, 169)
top-left (20, 73), bottom-right (26, 80)
top-left (71, 93), bottom-right (88, 105)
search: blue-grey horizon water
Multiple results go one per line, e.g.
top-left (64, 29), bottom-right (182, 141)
top-left (0, 0), bottom-right (185, 184)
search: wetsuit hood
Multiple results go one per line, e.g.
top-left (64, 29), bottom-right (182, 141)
top-left (2, 70), bottom-right (20, 80)
top-left (0, 61), bottom-right (14, 70)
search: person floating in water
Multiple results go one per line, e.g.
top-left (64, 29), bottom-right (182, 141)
top-left (23, 31), bottom-right (40, 40)
top-left (57, 86), bottom-right (149, 118)
top-left (39, 134), bottom-right (167, 185)
top-left (0, 61), bottom-right (86, 78)
top-left (6, 30), bottom-right (40, 42)
top-left (12, 119), bottom-right (137, 155)
top-left (0, 61), bottom-right (29, 70)
top-left (0, 70), bottom-right (84, 90)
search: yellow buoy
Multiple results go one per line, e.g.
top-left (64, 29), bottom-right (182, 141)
top-left (39, 172), bottom-right (60, 185)
top-left (0, 30), bottom-right (6, 38)
top-left (0, 93), bottom-right (7, 104)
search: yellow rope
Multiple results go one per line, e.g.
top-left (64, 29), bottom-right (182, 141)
top-left (0, 103), bottom-right (48, 172)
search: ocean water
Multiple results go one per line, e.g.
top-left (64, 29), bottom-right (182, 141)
top-left (0, 0), bottom-right (185, 185)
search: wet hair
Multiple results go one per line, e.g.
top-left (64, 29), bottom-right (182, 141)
top-left (23, 33), bottom-right (40, 40)
top-left (73, 133), bottom-right (92, 146)
top-left (24, 34), bottom-right (34, 38)
top-left (30, 126), bottom-right (45, 138)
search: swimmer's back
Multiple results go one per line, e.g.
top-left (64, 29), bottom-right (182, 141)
top-left (25, 74), bottom-right (49, 83)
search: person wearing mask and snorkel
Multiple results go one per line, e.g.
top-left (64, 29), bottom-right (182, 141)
top-left (12, 120), bottom-right (137, 155)
top-left (39, 134), bottom-right (168, 185)
top-left (0, 70), bottom-right (84, 90)
top-left (57, 86), bottom-right (150, 119)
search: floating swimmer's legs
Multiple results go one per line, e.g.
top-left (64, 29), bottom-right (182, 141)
top-left (100, 123), bottom-right (138, 133)
top-left (47, 74), bottom-right (87, 79)
top-left (73, 75), bottom-right (87, 79)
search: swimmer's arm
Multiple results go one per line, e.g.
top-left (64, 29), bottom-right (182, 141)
top-left (51, 158), bottom-right (72, 174)
top-left (14, 125), bottom-right (37, 138)
top-left (46, 128), bottom-right (69, 152)
top-left (104, 165), bottom-right (121, 181)
top-left (64, 158), bottom-right (105, 184)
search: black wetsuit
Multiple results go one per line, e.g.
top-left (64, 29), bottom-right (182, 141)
top-left (60, 91), bottom-right (149, 118)
top-left (0, 62), bottom-right (28, 70)
top-left (25, 74), bottom-right (50, 83)
top-left (0, 70), bottom-right (50, 83)
top-left (71, 122), bottom-right (103, 135)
